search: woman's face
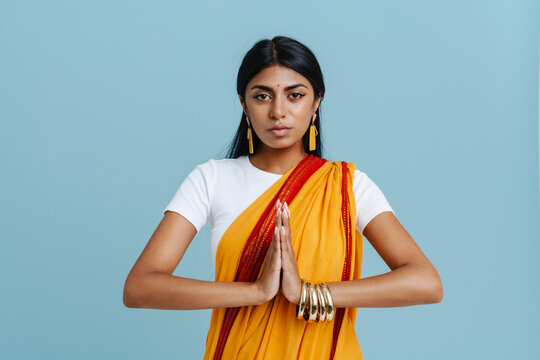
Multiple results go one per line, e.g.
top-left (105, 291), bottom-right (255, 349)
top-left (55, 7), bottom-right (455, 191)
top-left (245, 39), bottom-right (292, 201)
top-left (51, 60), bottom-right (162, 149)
top-left (239, 65), bottom-right (321, 153)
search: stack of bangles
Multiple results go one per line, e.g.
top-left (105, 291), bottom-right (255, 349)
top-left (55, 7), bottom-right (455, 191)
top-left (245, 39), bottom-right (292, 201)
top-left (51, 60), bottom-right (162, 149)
top-left (296, 279), bottom-right (335, 322)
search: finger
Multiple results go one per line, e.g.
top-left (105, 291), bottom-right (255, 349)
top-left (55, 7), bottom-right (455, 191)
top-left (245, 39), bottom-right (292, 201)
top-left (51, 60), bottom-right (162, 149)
top-left (273, 227), bottom-right (280, 264)
top-left (273, 224), bottom-right (277, 241)
top-left (281, 203), bottom-right (291, 243)
top-left (280, 226), bottom-right (289, 255)
top-left (275, 199), bottom-right (281, 227)
top-left (276, 203), bottom-right (283, 229)
top-left (277, 225), bottom-right (281, 252)
top-left (282, 202), bottom-right (290, 232)
top-left (273, 228), bottom-right (279, 249)
top-left (282, 204), bottom-right (295, 255)
top-left (280, 226), bottom-right (294, 268)
top-left (272, 227), bottom-right (281, 266)
top-left (268, 227), bottom-right (276, 257)
top-left (275, 226), bottom-right (282, 266)
top-left (275, 226), bottom-right (280, 252)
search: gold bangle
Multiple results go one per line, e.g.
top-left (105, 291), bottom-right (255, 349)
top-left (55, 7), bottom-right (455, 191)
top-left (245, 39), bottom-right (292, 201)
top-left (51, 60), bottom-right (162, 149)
top-left (316, 283), bottom-right (327, 322)
top-left (303, 294), bottom-right (310, 321)
top-left (296, 280), bottom-right (308, 319)
top-left (320, 283), bottom-right (335, 322)
top-left (307, 282), bottom-right (319, 322)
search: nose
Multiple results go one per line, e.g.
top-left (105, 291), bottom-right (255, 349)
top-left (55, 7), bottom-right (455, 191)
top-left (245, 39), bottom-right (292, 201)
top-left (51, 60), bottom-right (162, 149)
top-left (270, 95), bottom-right (285, 119)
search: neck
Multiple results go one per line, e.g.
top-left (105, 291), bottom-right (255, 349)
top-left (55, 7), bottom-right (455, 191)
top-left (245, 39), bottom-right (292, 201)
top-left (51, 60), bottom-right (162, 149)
top-left (248, 143), bottom-right (308, 175)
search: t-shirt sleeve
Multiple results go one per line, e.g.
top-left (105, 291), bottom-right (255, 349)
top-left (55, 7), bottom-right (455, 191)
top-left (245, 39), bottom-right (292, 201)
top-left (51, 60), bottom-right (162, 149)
top-left (353, 169), bottom-right (395, 235)
top-left (163, 161), bottom-right (215, 233)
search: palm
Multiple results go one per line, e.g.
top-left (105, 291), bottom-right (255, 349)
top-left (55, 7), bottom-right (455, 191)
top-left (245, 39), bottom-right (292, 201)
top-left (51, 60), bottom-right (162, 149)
top-left (277, 201), bottom-right (302, 304)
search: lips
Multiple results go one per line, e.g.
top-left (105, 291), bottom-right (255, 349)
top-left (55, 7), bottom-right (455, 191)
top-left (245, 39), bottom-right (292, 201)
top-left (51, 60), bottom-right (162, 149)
top-left (270, 125), bottom-right (290, 130)
top-left (270, 127), bottom-right (290, 136)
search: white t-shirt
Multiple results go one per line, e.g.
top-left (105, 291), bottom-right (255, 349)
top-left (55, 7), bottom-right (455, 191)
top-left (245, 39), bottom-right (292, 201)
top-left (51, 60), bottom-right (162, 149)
top-left (164, 155), bottom-right (394, 266)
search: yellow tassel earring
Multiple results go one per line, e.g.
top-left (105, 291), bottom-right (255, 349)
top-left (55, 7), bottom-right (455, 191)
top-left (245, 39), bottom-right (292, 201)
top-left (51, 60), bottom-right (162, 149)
top-left (246, 117), bottom-right (254, 154)
top-left (309, 113), bottom-right (318, 151)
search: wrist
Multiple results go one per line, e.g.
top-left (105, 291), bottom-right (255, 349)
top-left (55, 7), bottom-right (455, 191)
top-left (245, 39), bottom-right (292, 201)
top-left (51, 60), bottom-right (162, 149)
top-left (252, 281), bottom-right (268, 305)
top-left (295, 278), bottom-right (302, 305)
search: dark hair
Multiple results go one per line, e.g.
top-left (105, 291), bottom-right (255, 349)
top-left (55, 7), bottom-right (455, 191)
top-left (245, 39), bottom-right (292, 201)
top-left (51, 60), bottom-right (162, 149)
top-left (223, 36), bottom-right (325, 159)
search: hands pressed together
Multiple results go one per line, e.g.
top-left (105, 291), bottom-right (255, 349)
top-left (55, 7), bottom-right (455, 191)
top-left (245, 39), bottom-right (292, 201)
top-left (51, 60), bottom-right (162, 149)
top-left (255, 199), bottom-right (302, 305)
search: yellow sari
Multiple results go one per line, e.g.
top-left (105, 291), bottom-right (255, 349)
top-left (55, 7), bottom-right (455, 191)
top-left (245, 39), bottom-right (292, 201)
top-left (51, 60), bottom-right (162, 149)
top-left (203, 154), bottom-right (364, 359)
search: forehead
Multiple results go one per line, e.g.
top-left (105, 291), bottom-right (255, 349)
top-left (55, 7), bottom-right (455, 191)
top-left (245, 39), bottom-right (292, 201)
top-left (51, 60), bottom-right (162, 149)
top-left (248, 65), bottom-right (311, 88)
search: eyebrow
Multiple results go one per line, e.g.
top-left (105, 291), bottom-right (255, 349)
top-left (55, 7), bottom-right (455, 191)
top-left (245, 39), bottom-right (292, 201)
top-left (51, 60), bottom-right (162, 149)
top-left (249, 84), bottom-right (308, 92)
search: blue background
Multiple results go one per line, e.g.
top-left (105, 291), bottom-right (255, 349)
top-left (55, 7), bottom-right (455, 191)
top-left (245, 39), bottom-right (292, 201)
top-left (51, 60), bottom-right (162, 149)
top-left (1, 1), bottom-right (539, 359)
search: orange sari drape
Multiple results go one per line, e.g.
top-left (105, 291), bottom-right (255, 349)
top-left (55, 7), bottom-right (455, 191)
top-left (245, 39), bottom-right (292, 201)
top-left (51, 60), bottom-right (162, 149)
top-left (203, 154), bottom-right (364, 359)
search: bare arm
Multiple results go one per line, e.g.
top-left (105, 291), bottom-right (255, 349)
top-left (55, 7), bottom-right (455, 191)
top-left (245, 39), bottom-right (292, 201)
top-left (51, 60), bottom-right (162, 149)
top-left (325, 211), bottom-right (443, 308)
top-left (123, 211), bottom-right (267, 310)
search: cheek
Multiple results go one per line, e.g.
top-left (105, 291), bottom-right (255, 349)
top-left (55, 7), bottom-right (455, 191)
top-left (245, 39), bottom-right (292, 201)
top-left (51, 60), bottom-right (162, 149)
top-left (299, 123), bottom-right (311, 137)
top-left (291, 105), bottom-right (314, 123)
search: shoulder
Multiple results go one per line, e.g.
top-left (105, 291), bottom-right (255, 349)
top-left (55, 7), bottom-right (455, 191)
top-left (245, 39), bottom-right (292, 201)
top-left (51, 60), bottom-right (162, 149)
top-left (186, 157), bottom-right (247, 187)
top-left (325, 158), bottom-right (362, 179)
top-left (191, 156), bottom-right (244, 174)
top-left (325, 157), bottom-right (376, 190)
top-left (332, 159), bottom-right (377, 188)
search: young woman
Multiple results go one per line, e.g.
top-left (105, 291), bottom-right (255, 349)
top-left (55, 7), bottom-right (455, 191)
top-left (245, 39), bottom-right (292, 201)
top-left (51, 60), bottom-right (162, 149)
top-left (123, 35), bottom-right (443, 359)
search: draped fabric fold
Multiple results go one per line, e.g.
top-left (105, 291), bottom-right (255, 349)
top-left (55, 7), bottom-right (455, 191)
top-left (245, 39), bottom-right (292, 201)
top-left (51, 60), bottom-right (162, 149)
top-left (203, 154), bottom-right (364, 359)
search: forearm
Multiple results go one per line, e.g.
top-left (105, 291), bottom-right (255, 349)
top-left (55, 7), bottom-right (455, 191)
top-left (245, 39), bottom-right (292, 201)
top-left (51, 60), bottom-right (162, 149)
top-left (124, 272), bottom-right (265, 310)
top-left (325, 264), bottom-right (443, 308)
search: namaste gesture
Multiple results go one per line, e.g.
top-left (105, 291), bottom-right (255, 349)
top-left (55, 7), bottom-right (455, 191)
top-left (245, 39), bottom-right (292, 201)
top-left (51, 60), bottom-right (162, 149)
top-left (256, 199), bottom-right (302, 305)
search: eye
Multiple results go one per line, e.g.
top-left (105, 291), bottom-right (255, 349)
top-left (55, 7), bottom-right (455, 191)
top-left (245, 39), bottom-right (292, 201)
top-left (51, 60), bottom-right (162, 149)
top-left (254, 94), bottom-right (270, 100)
top-left (290, 92), bottom-right (305, 99)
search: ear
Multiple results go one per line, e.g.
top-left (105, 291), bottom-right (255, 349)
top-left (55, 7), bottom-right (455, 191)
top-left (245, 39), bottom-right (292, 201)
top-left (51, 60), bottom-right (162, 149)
top-left (313, 95), bottom-right (322, 116)
top-left (238, 94), bottom-right (250, 126)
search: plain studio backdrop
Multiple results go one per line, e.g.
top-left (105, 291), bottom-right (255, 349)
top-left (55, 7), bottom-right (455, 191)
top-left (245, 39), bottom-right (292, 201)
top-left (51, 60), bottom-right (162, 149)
top-left (1, 1), bottom-right (538, 359)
